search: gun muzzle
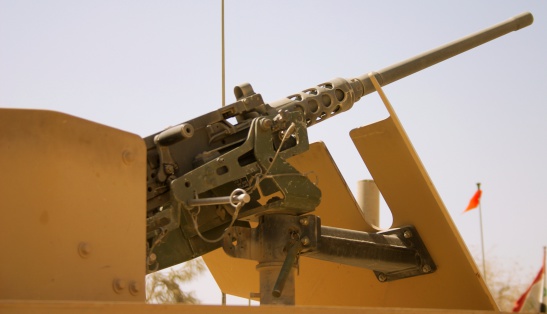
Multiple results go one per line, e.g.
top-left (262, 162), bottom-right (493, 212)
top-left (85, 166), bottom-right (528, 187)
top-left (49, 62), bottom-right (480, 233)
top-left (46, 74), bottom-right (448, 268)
top-left (357, 12), bottom-right (534, 97)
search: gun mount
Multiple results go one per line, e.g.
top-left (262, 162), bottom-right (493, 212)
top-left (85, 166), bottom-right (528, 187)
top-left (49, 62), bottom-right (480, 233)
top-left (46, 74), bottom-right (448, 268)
top-left (142, 13), bottom-right (533, 305)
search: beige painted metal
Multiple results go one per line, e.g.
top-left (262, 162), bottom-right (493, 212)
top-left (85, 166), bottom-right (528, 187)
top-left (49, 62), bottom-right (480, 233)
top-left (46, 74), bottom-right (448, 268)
top-left (349, 74), bottom-right (496, 310)
top-left (0, 300), bottom-right (510, 314)
top-left (0, 109), bottom-right (146, 301)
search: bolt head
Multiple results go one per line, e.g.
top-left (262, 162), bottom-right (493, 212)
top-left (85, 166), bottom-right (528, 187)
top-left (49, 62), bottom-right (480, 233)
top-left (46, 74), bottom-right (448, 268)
top-left (403, 230), bottom-right (413, 238)
top-left (164, 165), bottom-right (174, 175)
top-left (377, 273), bottom-right (387, 282)
top-left (260, 119), bottom-right (273, 130)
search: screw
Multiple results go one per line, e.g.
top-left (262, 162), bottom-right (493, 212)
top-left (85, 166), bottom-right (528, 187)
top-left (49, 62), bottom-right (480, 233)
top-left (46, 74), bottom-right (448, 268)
top-left (164, 164), bottom-right (174, 174)
top-left (422, 264), bottom-right (432, 273)
top-left (403, 230), bottom-right (413, 238)
top-left (299, 217), bottom-right (309, 226)
top-left (300, 236), bottom-right (310, 246)
top-left (260, 119), bottom-right (273, 130)
top-left (216, 157), bottom-right (224, 163)
top-left (377, 273), bottom-right (387, 282)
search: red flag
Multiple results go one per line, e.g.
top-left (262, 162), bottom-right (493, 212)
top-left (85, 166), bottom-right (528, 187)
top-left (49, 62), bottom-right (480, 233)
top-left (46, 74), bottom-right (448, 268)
top-left (464, 185), bottom-right (482, 212)
top-left (512, 250), bottom-right (546, 312)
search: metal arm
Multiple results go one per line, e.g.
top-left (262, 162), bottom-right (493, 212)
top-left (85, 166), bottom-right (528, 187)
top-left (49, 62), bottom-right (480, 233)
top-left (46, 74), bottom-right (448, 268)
top-left (222, 214), bottom-right (436, 303)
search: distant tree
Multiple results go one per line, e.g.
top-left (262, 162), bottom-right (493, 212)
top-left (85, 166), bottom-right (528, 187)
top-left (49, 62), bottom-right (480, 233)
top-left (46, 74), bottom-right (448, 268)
top-left (472, 250), bottom-right (528, 312)
top-left (146, 258), bottom-right (206, 304)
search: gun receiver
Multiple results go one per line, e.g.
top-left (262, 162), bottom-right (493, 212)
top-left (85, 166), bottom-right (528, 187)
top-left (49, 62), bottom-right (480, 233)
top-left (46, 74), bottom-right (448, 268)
top-left (144, 12), bottom-right (533, 273)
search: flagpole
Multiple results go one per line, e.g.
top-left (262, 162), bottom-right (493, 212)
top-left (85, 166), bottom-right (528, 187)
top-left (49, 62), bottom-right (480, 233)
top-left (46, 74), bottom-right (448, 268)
top-left (542, 246), bottom-right (546, 313)
top-left (476, 182), bottom-right (487, 284)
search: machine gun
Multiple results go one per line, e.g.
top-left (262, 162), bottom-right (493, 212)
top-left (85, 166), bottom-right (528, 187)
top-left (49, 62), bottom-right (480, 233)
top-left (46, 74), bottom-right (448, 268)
top-left (144, 12), bottom-right (533, 304)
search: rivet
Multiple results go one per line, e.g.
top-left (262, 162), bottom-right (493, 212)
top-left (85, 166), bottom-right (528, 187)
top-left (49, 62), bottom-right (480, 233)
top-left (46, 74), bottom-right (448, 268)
top-left (299, 217), bottom-right (309, 226)
top-left (113, 279), bottom-right (127, 293)
top-left (300, 236), bottom-right (310, 246)
top-left (122, 150), bottom-right (135, 165)
top-left (422, 264), bottom-right (432, 273)
top-left (129, 281), bottom-right (140, 296)
top-left (78, 242), bottom-right (92, 258)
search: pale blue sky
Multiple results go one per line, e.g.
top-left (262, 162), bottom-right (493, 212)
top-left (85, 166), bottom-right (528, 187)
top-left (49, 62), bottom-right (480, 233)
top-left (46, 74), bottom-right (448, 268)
top-left (1, 0), bottom-right (546, 305)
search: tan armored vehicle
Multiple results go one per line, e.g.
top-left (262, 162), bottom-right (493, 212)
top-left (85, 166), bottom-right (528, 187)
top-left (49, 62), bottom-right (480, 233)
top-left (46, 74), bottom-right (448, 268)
top-left (0, 11), bottom-right (534, 313)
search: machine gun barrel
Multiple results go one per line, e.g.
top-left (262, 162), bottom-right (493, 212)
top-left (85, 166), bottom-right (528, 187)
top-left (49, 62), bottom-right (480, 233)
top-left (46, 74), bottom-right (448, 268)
top-left (357, 12), bottom-right (533, 95)
top-left (270, 12), bottom-right (533, 127)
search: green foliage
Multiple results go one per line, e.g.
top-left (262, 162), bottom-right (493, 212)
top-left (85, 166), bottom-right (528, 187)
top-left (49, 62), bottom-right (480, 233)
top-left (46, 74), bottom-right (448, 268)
top-left (145, 258), bottom-right (206, 304)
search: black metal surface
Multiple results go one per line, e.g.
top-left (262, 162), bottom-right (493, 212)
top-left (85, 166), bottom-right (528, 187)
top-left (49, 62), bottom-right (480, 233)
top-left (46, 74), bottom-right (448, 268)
top-left (303, 225), bottom-right (436, 282)
top-left (272, 239), bottom-right (302, 298)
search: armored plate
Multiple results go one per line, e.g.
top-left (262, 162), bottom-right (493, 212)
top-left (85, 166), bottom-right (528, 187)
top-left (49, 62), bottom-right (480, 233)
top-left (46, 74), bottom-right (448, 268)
top-left (0, 109), bottom-right (146, 301)
top-left (349, 115), bottom-right (495, 309)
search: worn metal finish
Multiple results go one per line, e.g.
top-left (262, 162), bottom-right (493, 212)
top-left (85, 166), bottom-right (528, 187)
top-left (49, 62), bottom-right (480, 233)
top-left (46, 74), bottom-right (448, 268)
top-left (306, 225), bottom-right (435, 282)
top-left (223, 215), bottom-right (319, 261)
top-left (0, 109), bottom-right (146, 301)
top-left (223, 215), bottom-right (319, 305)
